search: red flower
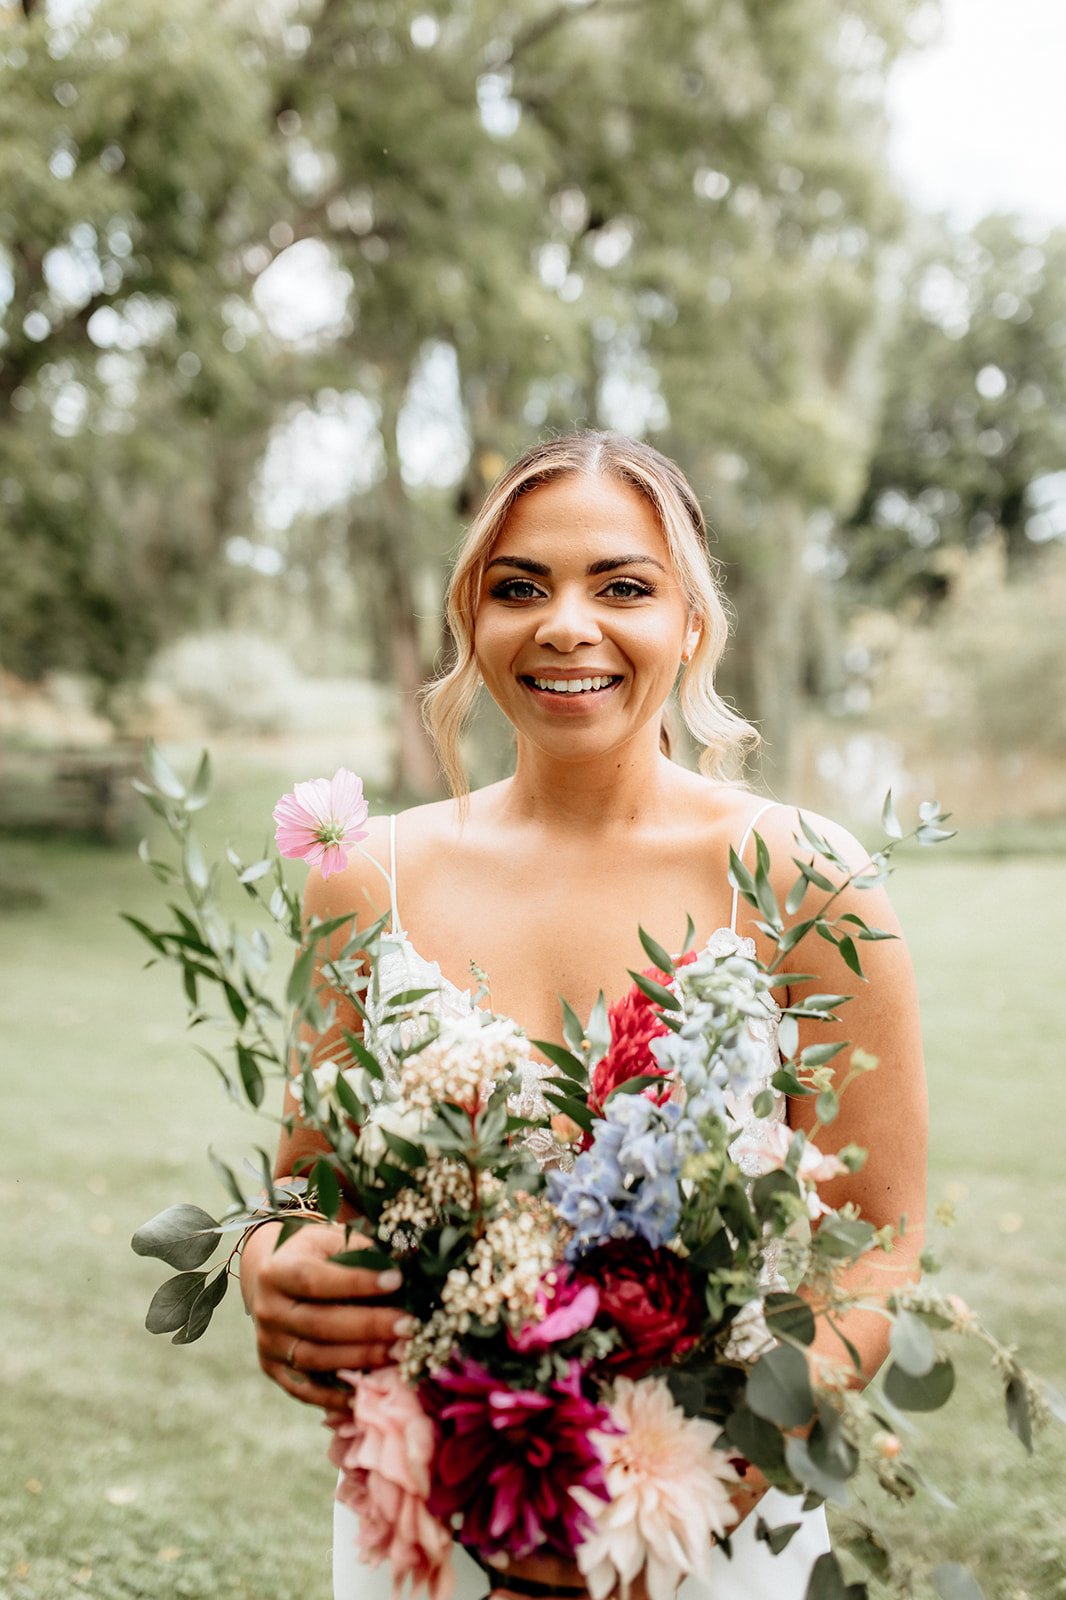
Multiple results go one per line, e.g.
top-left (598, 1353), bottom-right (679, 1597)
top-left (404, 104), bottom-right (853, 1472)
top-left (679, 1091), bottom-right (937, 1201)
top-left (419, 1358), bottom-right (613, 1563)
top-left (573, 1238), bottom-right (704, 1378)
top-left (589, 950), bottom-right (698, 1114)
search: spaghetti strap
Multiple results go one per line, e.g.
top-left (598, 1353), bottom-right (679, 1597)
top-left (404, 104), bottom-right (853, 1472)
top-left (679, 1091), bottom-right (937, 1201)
top-left (387, 813), bottom-right (402, 935)
top-left (729, 800), bottom-right (780, 933)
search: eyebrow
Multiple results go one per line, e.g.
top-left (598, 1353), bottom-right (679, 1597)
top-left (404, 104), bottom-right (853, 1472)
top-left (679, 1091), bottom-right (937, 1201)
top-left (485, 553), bottom-right (668, 576)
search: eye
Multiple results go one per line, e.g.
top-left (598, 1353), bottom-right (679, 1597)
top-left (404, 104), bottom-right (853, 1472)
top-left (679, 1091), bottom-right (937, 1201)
top-left (601, 577), bottom-right (655, 599)
top-left (489, 577), bottom-right (543, 601)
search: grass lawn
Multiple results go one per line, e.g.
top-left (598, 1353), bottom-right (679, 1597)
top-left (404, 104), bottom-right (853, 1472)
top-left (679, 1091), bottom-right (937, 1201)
top-left (2, 760), bottom-right (1064, 1599)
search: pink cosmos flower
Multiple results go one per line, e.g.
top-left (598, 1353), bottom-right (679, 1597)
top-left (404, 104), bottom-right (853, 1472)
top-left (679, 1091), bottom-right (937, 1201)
top-left (572, 1376), bottom-right (739, 1600)
top-left (420, 1357), bottom-right (613, 1563)
top-left (329, 1366), bottom-right (454, 1600)
top-left (731, 1120), bottom-right (848, 1218)
top-left (273, 768), bottom-right (369, 880)
top-left (507, 1269), bottom-right (600, 1354)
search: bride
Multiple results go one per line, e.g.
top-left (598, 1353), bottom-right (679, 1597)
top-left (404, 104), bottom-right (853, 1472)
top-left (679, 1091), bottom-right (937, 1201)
top-left (241, 431), bottom-right (927, 1600)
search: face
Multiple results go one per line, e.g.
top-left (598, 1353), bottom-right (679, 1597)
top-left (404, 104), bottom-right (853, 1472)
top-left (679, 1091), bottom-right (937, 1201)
top-left (473, 471), bottom-right (696, 761)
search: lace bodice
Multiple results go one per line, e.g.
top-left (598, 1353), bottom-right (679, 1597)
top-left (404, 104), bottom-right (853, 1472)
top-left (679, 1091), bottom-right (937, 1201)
top-left (362, 924), bottom-right (787, 1176)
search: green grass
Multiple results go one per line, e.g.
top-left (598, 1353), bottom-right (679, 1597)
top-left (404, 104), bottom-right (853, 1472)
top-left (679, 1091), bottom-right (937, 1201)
top-left (2, 775), bottom-right (1064, 1599)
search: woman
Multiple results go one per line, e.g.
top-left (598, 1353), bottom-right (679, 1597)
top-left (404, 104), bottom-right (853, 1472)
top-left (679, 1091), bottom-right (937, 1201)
top-left (241, 432), bottom-right (927, 1599)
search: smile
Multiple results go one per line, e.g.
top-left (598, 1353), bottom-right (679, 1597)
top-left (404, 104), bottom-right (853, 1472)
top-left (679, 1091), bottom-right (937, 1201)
top-left (527, 674), bottom-right (620, 694)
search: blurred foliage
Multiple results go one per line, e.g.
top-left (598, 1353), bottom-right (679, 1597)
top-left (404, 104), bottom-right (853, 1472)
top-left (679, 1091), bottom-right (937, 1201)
top-left (2, 0), bottom-right (1064, 792)
top-left (844, 213), bottom-right (1066, 607)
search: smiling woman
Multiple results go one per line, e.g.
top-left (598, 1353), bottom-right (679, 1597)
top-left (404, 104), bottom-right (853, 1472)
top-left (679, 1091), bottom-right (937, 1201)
top-left (239, 430), bottom-right (927, 1600)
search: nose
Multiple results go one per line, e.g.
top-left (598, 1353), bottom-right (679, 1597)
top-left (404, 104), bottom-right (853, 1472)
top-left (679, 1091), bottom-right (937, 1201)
top-left (533, 586), bottom-right (604, 653)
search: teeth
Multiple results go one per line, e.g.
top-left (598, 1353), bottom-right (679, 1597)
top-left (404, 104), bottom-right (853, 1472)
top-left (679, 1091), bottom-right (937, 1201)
top-left (531, 675), bottom-right (616, 693)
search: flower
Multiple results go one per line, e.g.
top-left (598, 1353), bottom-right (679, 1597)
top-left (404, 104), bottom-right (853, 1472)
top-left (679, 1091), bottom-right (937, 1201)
top-left (730, 1120), bottom-right (848, 1218)
top-left (420, 1358), bottom-right (613, 1563)
top-left (356, 1099), bottom-right (430, 1165)
top-left (398, 1012), bottom-right (533, 1112)
top-left (273, 767), bottom-right (369, 880)
top-left (572, 1239), bottom-right (703, 1377)
top-left (590, 952), bottom-right (698, 1112)
top-left (329, 1365), bottom-right (454, 1600)
top-left (508, 1269), bottom-right (601, 1353)
top-left (572, 1376), bottom-right (739, 1600)
top-left (547, 1096), bottom-right (705, 1257)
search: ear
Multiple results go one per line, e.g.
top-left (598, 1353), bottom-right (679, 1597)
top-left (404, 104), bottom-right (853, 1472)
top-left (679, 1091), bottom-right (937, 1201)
top-left (681, 620), bottom-right (702, 663)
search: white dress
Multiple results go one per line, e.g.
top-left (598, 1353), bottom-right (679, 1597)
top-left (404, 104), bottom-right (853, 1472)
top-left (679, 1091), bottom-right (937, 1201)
top-left (332, 806), bottom-right (831, 1599)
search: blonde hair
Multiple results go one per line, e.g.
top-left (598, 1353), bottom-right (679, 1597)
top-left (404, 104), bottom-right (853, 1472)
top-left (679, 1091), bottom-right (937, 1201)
top-left (421, 431), bottom-right (759, 797)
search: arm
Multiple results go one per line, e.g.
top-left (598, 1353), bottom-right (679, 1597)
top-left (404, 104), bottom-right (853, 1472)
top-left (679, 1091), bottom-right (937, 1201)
top-left (240, 820), bottom-right (414, 1411)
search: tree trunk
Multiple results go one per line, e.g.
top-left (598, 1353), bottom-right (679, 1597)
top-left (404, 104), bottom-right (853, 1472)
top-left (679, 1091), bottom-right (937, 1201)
top-left (746, 498), bottom-right (808, 791)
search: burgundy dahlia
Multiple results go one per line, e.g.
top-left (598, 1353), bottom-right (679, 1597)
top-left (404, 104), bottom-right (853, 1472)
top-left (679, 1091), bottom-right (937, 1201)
top-left (574, 1237), bottom-right (704, 1378)
top-left (589, 949), bottom-right (698, 1113)
top-left (419, 1357), bottom-right (612, 1562)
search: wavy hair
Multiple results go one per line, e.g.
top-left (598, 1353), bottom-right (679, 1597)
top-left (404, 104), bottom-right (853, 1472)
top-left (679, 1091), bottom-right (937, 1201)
top-left (421, 431), bottom-right (759, 798)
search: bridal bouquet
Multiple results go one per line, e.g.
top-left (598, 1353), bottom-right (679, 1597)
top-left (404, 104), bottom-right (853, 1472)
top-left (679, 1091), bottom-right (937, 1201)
top-left (127, 747), bottom-right (1052, 1600)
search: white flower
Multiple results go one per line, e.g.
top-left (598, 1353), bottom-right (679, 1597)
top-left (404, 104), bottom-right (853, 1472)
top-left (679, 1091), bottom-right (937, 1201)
top-left (573, 1377), bottom-right (738, 1600)
top-left (356, 1100), bottom-right (429, 1164)
top-left (398, 1012), bottom-right (533, 1112)
top-left (289, 1057), bottom-right (343, 1111)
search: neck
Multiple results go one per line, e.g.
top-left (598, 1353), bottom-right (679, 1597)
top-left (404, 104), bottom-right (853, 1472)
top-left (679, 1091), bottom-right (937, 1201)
top-left (501, 728), bottom-right (680, 832)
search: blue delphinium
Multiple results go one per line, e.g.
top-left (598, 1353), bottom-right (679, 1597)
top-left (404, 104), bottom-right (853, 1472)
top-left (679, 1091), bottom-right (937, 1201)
top-left (548, 1094), bottom-right (705, 1258)
top-left (649, 949), bottom-right (775, 1122)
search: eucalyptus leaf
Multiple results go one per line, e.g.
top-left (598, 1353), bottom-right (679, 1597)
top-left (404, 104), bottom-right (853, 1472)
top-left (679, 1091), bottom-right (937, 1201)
top-left (145, 1271), bottom-right (206, 1334)
top-left (746, 1343), bottom-right (814, 1429)
top-left (784, 1437), bottom-right (850, 1508)
top-left (313, 1157), bottom-right (341, 1221)
top-left (883, 1357), bottom-right (955, 1412)
top-left (764, 1292), bottom-right (816, 1346)
top-left (286, 943), bottom-right (316, 1008)
top-left (755, 1518), bottom-right (802, 1556)
top-left (171, 1268), bottom-right (228, 1344)
top-left (776, 1014), bottom-right (799, 1061)
top-left (236, 1044), bottom-right (265, 1108)
top-left (815, 1088), bottom-right (838, 1124)
top-left (131, 1203), bottom-right (222, 1270)
top-left (881, 790), bottom-right (903, 840)
top-left (1005, 1374), bottom-right (1033, 1453)
top-left (889, 1309), bottom-right (937, 1377)
top-left (803, 1551), bottom-right (865, 1600)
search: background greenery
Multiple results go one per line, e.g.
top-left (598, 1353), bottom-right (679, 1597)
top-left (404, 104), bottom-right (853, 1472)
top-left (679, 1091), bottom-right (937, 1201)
top-left (1, 759), bottom-right (1064, 1598)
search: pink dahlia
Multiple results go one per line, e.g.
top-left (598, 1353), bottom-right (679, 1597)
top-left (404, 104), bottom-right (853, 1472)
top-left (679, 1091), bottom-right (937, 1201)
top-left (508, 1268), bottom-right (600, 1354)
top-left (590, 950), bottom-right (698, 1115)
top-left (272, 767), bottom-right (369, 880)
top-left (329, 1366), bottom-right (454, 1600)
top-left (572, 1376), bottom-right (739, 1600)
top-left (420, 1357), bottom-right (613, 1563)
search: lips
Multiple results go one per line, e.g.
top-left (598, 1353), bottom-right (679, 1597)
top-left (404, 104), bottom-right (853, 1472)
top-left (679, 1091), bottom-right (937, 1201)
top-left (523, 674), bottom-right (622, 695)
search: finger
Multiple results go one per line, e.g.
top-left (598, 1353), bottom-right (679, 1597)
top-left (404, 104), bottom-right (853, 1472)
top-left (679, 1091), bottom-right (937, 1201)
top-left (266, 1360), bottom-right (356, 1411)
top-left (278, 1337), bottom-right (401, 1373)
top-left (280, 1303), bottom-right (413, 1346)
top-left (269, 1255), bottom-right (403, 1304)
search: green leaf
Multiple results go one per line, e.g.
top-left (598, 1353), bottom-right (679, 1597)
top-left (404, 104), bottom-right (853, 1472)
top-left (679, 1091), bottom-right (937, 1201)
top-left (771, 1067), bottom-right (815, 1097)
top-left (224, 983), bottom-right (248, 1026)
top-left (881, 790), bottom-right (903, 840)
top-left (681, 913), bottom-right (696, 954)
top-left (752, 1088), bottom-right (776, 1119)
top-left (814, 1217), bottom-right (875, 1260)
top-left (638, 925), bottom-right (675, 974)
top-left (777, 1014), bottom-right (799, 1060)
top-left (746, 1343), bottom-right (814, 1429)
top-left (145, 1271), bottom-right (207, 1334)
top-left (586, 991), bottom-right (610, 1064)
top-left (286, 943), bottom-right (316, 1008)
top-left (542, 1089), bottom-right (595, 1133)
top-left (840, 1533), bottom-right (890, 1581)
top-left (784, 874), bottom-right (808, 917)
top-left (171, 1268), bottom-right (228, 1344)
top-left (334, 1071), bottom-right (365, 1121)
top-left (131, 1204), bottom-right (222, 1270)
top-left (385, 987), bottom-right (440, 1007)
top-left (183, 837), bottom-right (209, 893)
top-left (836, 935), bottom-right (864, 978)
top-left (531, 1039), bottom-right (588, 1082)
top-left (815, 1088), bottom-right (839, 1124)
top-left (722, 1405), bottom-right (787, 1475)
top-left (626, 969), bottom-right (678, 1010)
top-left (883, 1357), bottom-right (955, 1412)
top-left (381, 1128), bottom-right (427, 1168)
top-left (776, 919), bottom-right (815, 957)
top-left (838, 913), bottom-right (895, 941)
top-left (932, 1564), bottom-right (986, 1600)
top-left (784, 1437), bottom-right (850, 1508)
top-left (728, 847), bottom-right (758, 906)
top-left (185, 750), bottom-right (212, 811)
top-left (764, 1292), bottom-right (816, 1346)
top-left (1005, 1375), bottom-right (1033, 1453)
top-left (917, 824), bottom-right (957, 846)
top-left (208, 1149), bottom-right (245, 1210)
top-left (313, 1158), bottom-right (341, 1221)
top-left (803, 1551), bottom-right (866, 1600)
top-left (790, 856), bottom-right (837, 893)
top-left (239, 859), bottom-right (273, 884)
top-left (560, 997), bottom-right (587, 1056)
top-left (344, 1032), bottom-right (384, 1080)
top-left (889, 1309), bottom-right (937, 1377)
top-left (119, 913), bottom-right (167, 953)
top-left (800, 1041), bottom-right (846, 1068)
top-left (754, 853), bottom-right (782, 930)
top-left (755, 1518), bottom-right (802, 1556)
top-left (144, 739), bottom-right (186, 800)
top-left (606, 1073), bottom-right (668, 1100)
top-left (808, 1401), bottom-right (859, 1480)
top-left (236, 1045), bottom-right (265, 1108)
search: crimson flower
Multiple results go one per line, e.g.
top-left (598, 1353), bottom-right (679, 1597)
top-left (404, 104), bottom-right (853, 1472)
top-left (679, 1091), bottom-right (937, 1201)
top-left (589, 949), bottom-right (698, 1114)
top-left (419, 1358), bottom-right (613, 1562)
top-left (573, 1237), bottom-right (704, 1378)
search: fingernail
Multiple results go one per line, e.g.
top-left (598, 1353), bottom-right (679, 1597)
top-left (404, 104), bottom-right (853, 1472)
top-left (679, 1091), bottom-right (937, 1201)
top-left (393, 1314), bottom-right (417, 1336)
top-left (377, 1269), bottom-right (402, 1292)
top-left (388, 1340), bottom-right (409, 1361)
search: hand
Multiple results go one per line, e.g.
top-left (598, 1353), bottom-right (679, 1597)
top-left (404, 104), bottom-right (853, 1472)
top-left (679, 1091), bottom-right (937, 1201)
top-left (241, 1220), bottom-right (412, 1411)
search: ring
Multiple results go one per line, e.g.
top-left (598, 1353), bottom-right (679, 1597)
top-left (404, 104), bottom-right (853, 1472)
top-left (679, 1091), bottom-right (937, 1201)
top-left (285, 1336), bottom-right (301, 1370)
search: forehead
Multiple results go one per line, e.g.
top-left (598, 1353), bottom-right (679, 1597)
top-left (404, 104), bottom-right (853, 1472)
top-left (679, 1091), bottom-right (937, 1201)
top-left (492, 471), bottom-right (670, 562)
